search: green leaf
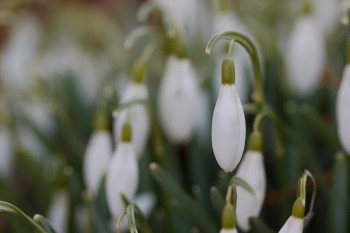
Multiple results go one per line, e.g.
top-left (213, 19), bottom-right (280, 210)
top-left (249, 217), bottom-right (276, 233)
top-left (149, 163), bottom-right (218, 233)
top-left (126, 204), bottom-right (138, 233)
top-left (0, 201), bottom-right (46, 233)
top-left (330, 152), bottom-right (348, 233)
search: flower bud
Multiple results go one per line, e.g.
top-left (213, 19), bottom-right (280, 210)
top-left (105, 141), bottom-right (139, 219)
top-left (158, 56), bottom-right (200, 143)
top-left (83, 130), bottom-right (112, 196)
top-left (114, 81), bottom-right (150, 158)
top-left (285, 16), bottom-right (325, 96)
top-left (236, 150), bottom-right (266, 231)
top-left (212, 61), bottom-right (246, 172)
top-left (336, 64), bottom-right (350, 154)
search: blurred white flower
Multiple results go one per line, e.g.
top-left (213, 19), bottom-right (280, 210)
top-left (114, 81), bottom-right (150, 158)
top-left (212, 84), bottom-right (246, 172)
top-left (158, 56), bottom-right (200, 144)
top-left (0, 128), bottom-right (13, 179)
top-left (278, 216), bottom-right (303, 233)
top-left (285, 16), bottom-right (325, 96)
top-left (105, 142), bottom-right (139, 219)
top-left (236, 151), bottom-right (266, 231)
top-left (336, 64), bottom-right (350, 154)
top-left (0, 15), bottom-right (41, 90)
top-left (48, 190), bottom-right (69, 233)
top-left (83, 130), bottom-right (112, 196)
top-left (220, 229), bottom-right (238, 233)
top-left (118, 192), bottom-right (156, 231)
top-left (312, 0), bottom-right (338, 35)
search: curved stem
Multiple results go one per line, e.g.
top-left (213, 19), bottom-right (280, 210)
top-left (206, 31), bottom-right (264, 108)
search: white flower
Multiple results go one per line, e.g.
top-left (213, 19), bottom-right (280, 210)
top-left (336, 64), bottom-right (350, 154)
top-left (47, 190), bottom-right (69, 233)
top-left (114, 82), bottom-right (150, 158)
top-left (105, 142), bottom-right (139, 219)
top-left (158, 56), bottom-right (200, 143)
top-left (285, 16), bottom-right (325, 96)
top-left (236, 151), bottom-right (266, 231)
top-left (220, 228), bottom-right (238, 233)
top-left (278, 216), bottom-right (303, 233)
top-left (83, 131), bottom-right (112, 196)
top-left (212, 84), bottom-right (246, 172)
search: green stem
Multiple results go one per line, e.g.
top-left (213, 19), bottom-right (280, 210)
top-left (206, 31), bottom-right (264, 109)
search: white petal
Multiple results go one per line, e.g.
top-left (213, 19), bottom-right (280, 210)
top-left (83, 131), bottom-right (112, 195)
top-left (158, 56), bottom-right (200, 143)
top-left (47, 191), bottom-right (68, 233)
top-left (285, 16), bottom-right (325, 96)
top-left (279, 216), bottom-right (303, 233)
top-left (220, 228), bottom-right (238, 233)
top-left (336, 64), bottom-right (350, 154)
top-left (212, 85), bottom-right (246, 172)
top-left (236, 151), bottom-right (266, 231)
top-left (105, 143), bottom-right (139, 219)
top-left (114, 82), bottom-right (150, 158)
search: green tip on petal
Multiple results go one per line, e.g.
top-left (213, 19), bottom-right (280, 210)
top-left (292, 198), bottom-right (305, 219)
top-left (222, 204), bottom-right (236, 229)
top-left (94, 113), bottom-right (108, 130)
top-left (221, 57), bottom-right (235, 85)
top-left (248, 131), bottom-right (262, 151)
top-left (133, 61), bottom-right (146, 84)
top-left (121, 122), bottom-right (132, 142)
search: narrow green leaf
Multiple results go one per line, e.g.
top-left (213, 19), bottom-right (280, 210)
top-left (149, 163), bottom-right (218, 233)
top-left (0, 201), bottom-right (46, 233)
top-left (249, 217), bottom-right (276, 233)
top-left (330, 152), bottom-right (348, 233)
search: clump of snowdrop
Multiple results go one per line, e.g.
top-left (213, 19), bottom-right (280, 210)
top-left (212, 56), bottom-right (246, 172)
top-left (114, 62), bottom-right (150, 158)
top-left (285, 3), bottom-right (325, 96)
top-left (236, 131), bottom-right (266, 231)
top-left (83, 113), bottom-right (112, 196)
top-left (106, 122), bottom-right (139, 219)
top-left (336, 60), bottom-right (350, 154)
top-left (158, 36), bottom-right (200, 144)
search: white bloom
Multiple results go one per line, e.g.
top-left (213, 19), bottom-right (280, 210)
top-left (48, 191), bottom-right (68, 233)
top-left (220, 228), bottom-right (238, 233)
top-left (105, 142), bottom-right (139, 219)
top-left (312, 0), bottom-right (338, 35)
top-left (285, 16), bottom-right (325, 96)
top-left (0, 15), bottom-right (41, 90)
top-left (158, 56), bottom-right (200, 143)
top-left (279, 216), bottom-right (303, 233)
top-left (236, 151), bottom-right (266, 231)
top-left (212, 84), bottom-right (246, 172)
top-left (83, 131), bottom-right (112, 195)
top-left (114, 82), bottom-right (150, 158)
top-left (0, 128), bottom-right (13, 179)
top-left (336, 64), bottom-right (350, 154)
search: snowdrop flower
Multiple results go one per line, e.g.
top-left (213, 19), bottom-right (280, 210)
top-left (236, 132), bottom-right (266, 231)
top-left (336, 64), bottom-right (350, 154)
top-left (47, 190), bottom-right (69, 233)
top-left (0, 14), bottom-right (41, 90)
top-left (212, 57), bottom-right (246, 172)
top-left (83, 130), bottom-right (112, 196)
top-left (285, 15), bottom-right (325, 96)
top-left (212, 11), bottom-right (250, 102)
top-left (106, 122), bottom-right (139, 219)
top-left (114, 80), bottom-right (149, 158)
top-left (158, 56), bottom-right (200, 144)
top-left (279, 198), bottom-right (304, 233)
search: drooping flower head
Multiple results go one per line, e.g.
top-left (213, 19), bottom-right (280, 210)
top-left (212, 57), bottom-right (246, 172)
